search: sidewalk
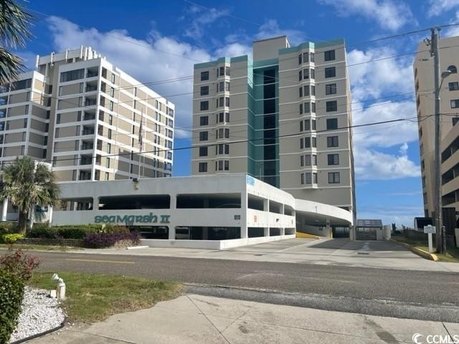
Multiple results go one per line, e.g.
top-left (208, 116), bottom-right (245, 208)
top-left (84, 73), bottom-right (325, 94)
top-left (29, 294), bottom-right (458, 344)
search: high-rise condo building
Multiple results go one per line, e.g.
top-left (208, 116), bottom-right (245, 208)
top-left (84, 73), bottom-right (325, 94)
top-left (0, 47), bottom-right (174, 182)
top-left (414, 36), bottom-right (459, 231)
top-left (192, 36), bottom-right (355, 214)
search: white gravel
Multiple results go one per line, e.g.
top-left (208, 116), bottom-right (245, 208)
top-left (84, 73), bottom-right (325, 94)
top-left (9, 287), bottom-right (65, 343)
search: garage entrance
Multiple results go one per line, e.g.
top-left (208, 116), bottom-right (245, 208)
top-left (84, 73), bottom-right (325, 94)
top-left (355, 219), bottom-right (382, 241)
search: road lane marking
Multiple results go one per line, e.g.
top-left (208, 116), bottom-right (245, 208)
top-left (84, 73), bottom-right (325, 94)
top-left (65, 258), bottom-right (134, 264)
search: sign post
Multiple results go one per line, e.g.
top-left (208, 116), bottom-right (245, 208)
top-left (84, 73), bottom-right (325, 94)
top-left (424, 225), bottom-right (436, 253)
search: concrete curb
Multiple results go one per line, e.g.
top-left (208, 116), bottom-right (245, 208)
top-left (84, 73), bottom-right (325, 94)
top-left (391, 239), bottom-right (439, 261)
top-left (295, 232), bottom-right (321, 239)
top-left (126, 245), bottom-right (149, 250)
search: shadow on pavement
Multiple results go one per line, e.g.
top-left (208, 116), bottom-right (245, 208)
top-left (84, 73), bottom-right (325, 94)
top-left (308, 238), bottom-right (409, 252)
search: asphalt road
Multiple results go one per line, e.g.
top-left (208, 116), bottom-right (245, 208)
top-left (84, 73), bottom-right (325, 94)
top-left (25, 250), bottom-right (459, 321)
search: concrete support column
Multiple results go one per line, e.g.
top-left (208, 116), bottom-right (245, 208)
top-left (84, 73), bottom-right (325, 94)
top-left (263, 199), bottom-right (269, 237)
top-left (168, 194), bottom-right (176, 240)
top-left (280, 204), bottom-right (285, 236)
top-left (48, 206), bottom-right (53, 225)
top-left (240, 192), bottom-right (248, 239)
top-left (2, 198), bottom-right (8, 222)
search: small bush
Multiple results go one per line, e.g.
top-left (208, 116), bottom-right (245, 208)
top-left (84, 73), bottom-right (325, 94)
top-left (0, 233), bottom-right (25, 244)
top-left (83, 231), bottom-right (141, 248)
top-left (0, 249), bottom-right (40, 282)
top-left (28, 224), bottom-right (130, 240)
top-left (0, 222), bottom-right (17, 235)
top-left (0, 269), bottom-right (25, 344)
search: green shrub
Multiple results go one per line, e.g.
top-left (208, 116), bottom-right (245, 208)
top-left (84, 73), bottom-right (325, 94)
top-left (0, 233), bottom-right (25, 244)
top-left (0, 222), bottom-right (17, 235)
top-left (28, 224), bottom-right (130, 239)
top-left (0, 269), bottom-right (25, 344)
top-left (83, 230), bottom-right (141, 248)
top-left (0, 249), bottom-right (40, 282)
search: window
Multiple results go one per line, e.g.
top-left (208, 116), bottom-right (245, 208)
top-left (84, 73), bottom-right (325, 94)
top-left (324, 50), bottom-right (336, 61)
top-left (304, 155), bottom-right (311, 166)
top-left (327, 136), bottom-right (339, 147)
top-left (326, 83), bottom-right (337, 95)
top-left (327, 154), bottom-right (339, 165)
top-left (216, 144), bottom-right (229, 155)
top-left (299, 103), bottom-right (304, 114)
top-left (301, 172), bottom-right (317, 185)
top-left (299, 70), bottom-right (302, 81)
top-left (303, 52), bottom-right (309, 63)
top-left (304, 137), bottom-right (311, 148)
top-left (327, 118), bottom-right (338, 130)
top-left (299, 87), bottom-right (303, 98)
top-left (311, 85), bottom-right (316, 96)
top-left (312, 154), bottom-right (317, 166)
top-left (298, 54), bottom-right (302, 64)
top-left (325, 67), bottom-right (336, 78)
top-left (304, 103), bottom-right (309, 113)
top-left (199, 131), bottom-right (208, 141)
top-left (303, 69), bottom-right (310, 79)
top-left (200, 116), bottom-right (208, 126)
top-left (10, 79), bottom-right (31, 90)
top-left (312, 119), bottom-right (316, 130)
top-left (453, 117), bottom-right (459, 126)
top-left (311, 102), bottom-right (316, 113)
top-left (448, 65), bottom-right (457, 74)
top-left (328, 172), bottom-right (340, 184)
top-left (310, 52), bottom-right (315, 62)
top-left (200, 86), bottom-right (209, 96)
top-left (304, 120), bottom-right (311, 131)
top-left (304, 86), bottom-right (309, 97)
top-left (216, 128), bottom-right (230, 139)
top-left (60, 69), bottom-right (84, 82)
top-left (198, 162), bottom-right (207, 172)
top-left (200, 101), bottom-right (209, 111)
top-left (326, 100), bottom-right (338, 112)
top-left (451, 99), bottom-right (459, 108)
top-left (449, 82), bottom-right (459, 91)
top-left (216, 112), bottom-right (230, 123)
top-left (199, 146), bottom-right (208, 156)
top-left (201, 71), bottom-right (209, 81)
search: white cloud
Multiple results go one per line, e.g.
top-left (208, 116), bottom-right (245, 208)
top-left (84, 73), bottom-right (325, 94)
top-left (183, 4), bottom-right (229, 40)
top-left (347, 45), bottom-right (421, 181)
top-left (347, 47), bottom-right (414, 101)
top-left (214, 42), bottom-right (251, 59)
top-left (427, 0), bottom-right (459, 17)
top-left (317, 0), bottom-right (414, 31)
top-left (255, 20), bottom-right (306, 45)
top-left (46, 16), bottom-right (211, 138)
top-left (354, 145), bottom-right (420, 180)
top-left (443, 11), bottom-right (459, 37)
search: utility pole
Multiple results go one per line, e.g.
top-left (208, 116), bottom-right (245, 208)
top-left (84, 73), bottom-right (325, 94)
top-left (430, 27), bottom-right (446, 254)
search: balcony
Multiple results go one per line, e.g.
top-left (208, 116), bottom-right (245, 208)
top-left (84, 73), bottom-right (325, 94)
top-left (82, 126), bottom-right (95, 136)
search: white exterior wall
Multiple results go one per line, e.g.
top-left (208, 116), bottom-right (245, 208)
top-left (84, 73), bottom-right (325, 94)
top-left (48, 174), bottom-right (351, 249)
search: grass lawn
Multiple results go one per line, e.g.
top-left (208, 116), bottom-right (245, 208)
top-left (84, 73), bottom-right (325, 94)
top-left (392, 236), bottom-right (459, 263)
top-left (29, 272), bottom-right (182, 323)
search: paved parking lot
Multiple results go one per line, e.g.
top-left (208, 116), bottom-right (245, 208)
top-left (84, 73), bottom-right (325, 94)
top-left (78, 238), bottom-right (459, 272)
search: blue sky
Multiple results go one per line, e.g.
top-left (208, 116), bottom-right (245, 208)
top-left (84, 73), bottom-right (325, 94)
top-left (19, 0), bottom-right (459, 226)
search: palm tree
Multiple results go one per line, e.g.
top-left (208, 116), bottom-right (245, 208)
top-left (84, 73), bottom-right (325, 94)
top-left (0, 157), bottom-right (60, 234)
top-left (0, 0), bottom-right (32, 84)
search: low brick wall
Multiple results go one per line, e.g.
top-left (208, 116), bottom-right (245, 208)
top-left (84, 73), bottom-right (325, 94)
top-left (18, 238), bottom-right (85, 247)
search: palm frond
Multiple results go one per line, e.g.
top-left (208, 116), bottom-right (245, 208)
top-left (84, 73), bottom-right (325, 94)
top-left (0, 48), bottom-right (23, 84)
top-left (0, 0), bottom-right (32, 48)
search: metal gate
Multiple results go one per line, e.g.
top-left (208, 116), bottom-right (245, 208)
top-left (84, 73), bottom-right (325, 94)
top-left (356, 228), bottom-right (377, 240)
